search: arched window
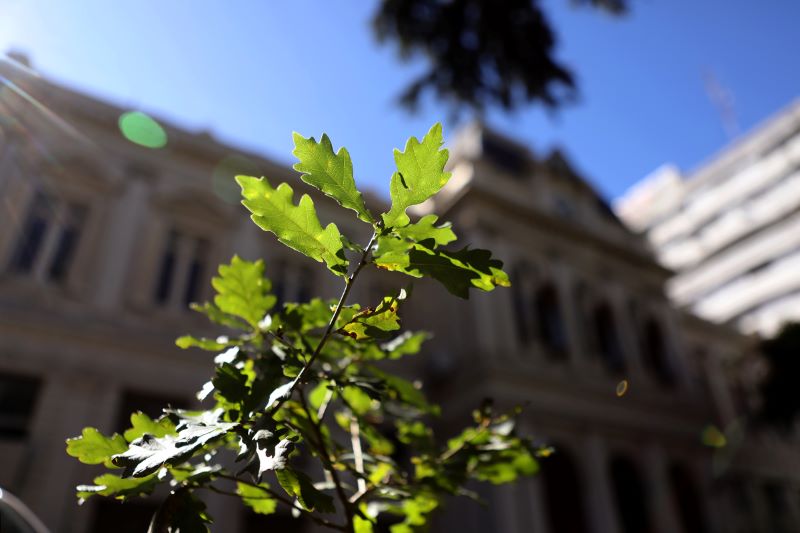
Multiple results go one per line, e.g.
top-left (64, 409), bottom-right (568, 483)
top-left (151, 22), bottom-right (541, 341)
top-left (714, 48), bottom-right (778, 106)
top-left (641, 318), bottom-right (675, 386)
top-left (593, 303), bottom-right (626, 373)
top-left (668, 463), bottom-right (708, 533)
top-left (542, 447), bottom-right (589, 533)
top-left (535, 284), bottom-right (568, 358)
top-left (610, 455), bottom-right (652, 533)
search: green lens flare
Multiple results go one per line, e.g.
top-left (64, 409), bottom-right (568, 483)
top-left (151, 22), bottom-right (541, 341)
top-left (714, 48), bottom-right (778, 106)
top-left (118, 111), bottom-right (167, 148)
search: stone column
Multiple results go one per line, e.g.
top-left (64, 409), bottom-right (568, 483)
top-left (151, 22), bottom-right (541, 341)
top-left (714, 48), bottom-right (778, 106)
top-left (581, 434), bottom-right (620, 533)
top-left (93, 176), bottom-right (149, 310)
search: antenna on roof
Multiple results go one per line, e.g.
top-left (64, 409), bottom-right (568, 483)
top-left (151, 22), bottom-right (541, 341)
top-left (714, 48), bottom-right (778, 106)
top-left (703, 69), bottom-right (740, 138)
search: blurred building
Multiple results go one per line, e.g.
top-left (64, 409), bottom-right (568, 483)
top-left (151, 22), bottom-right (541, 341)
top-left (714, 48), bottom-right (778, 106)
top-left (1, 56), bottom-right (799, 533)
top-left (616, 100), bottom-right (800, 337)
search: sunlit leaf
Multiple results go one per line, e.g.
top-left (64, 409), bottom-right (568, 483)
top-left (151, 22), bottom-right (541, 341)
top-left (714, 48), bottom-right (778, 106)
top-left (275, 468), bottom-right (335, 513)
top-left (293, 132), bottom-right (374, 223)
top-left (123, 412), bottom-right (176, 442)
top-left (382, 123), bottom-right (451, 228)
top-left (66, 428), bottom-right (127, 466)
top-left (212, 256), bottom-right (276, 328)
top-left (395, 214), bottom-right (456, 246)
top-left (76, 472), bottom-right (159, 502)
top-left (237, 482), bottom-right (278, 515)
top-left (237, 176), bottom-right (348, 276)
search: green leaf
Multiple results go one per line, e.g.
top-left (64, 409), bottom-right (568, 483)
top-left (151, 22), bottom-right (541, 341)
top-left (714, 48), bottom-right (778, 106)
top-left (66, 428), bottom-right (127, 466)
top-left (395, 214), bottom-right (456, 246)
top-left (176, 335), bottom-right (228, 351)
top-left (112, 410), bottom-right (236, 477)
top-left (189, 302), bottom-right (248, 330)
top-left (293, 132), bottom-right (374, 223)
top-left (275, 468), bottom-right (335, 514)
top-left (340, 293), bottom-right (403, 340)
top-left (212, 256), bottom-right (276, 328)
top-left (374, 235), bottom-right (415, 272)
top-left (237, 482), bottom-right (278, 515)
top-left (123, 412), bottom-right (176, 442)
top-left (256, 438), bottom-right (293, 475)
top-left (382, 123), bottom-right (451, 228)
top-left (237, 175), bottom-right (348, 276)
top-left (354, 514), bottom-right (375, 533)
top-left (266, 379), bottom-right (297, 410)
top-left (406, 245), bottom-right (510, 299)
top-left (342, 386), bottom-right (374, 416)
top-left (474, 447), bottom-right (538, 484)
top-left (212, 363), bottom-right (250, 407)
top-left (381, 331), bottom-right (430, 360)
top-left (76, 472), bottom-right (159, 502)
top-left (390, 493), bottom-right (439, 533)
top-left (377, 371), bottom-right (434, 413)
top-left (283, 298), bottom-right (335, 332)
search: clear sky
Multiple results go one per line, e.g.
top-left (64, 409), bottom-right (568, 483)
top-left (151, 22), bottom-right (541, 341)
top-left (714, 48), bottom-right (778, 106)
top-left (1, 0), bottom-right (798, 201)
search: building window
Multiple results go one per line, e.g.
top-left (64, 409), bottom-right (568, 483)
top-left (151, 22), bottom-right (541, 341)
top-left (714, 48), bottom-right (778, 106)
top-left (0, 372), bottom-right (41, 440)
top-left (593, 303), bottom-right (626, 373)
top-left (7, 191), bottom-right (87, 283)
top-left (152, 230), bottom-right (209, 309)
top-left (542, 447), bottom-right (589, 533)
top-left (640, 318), bottom-right (675, 386)
top-left (668, 463), bottom-right (708, 533)
top-left (511, 265), bottom-right (535, 346)
top-left (9, 192), bottom-right (51, 273)
top-left (154, 230), bottom-right (178, 304)
top-left (535, 284), bottom-right (568, 358)
top-left (47, 203), bottom-right (88, 282)
top-left (183, 238), bottom-right (209, 306)
top-left (610, 455), bottom-right (652, 533)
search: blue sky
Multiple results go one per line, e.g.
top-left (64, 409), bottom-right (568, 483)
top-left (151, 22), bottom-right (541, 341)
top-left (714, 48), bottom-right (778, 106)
top-left (1, 0), bottom-right (798, 201)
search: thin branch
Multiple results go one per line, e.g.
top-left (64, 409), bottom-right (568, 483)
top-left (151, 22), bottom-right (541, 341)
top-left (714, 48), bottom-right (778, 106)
top-left (203, 477), bottom-right (347, 532)
top-left (349, 418), bottom-right (367, 494)
top-left (298, 388), bottom-right (355, 533)
top-left (269, 231), bottom-right (377, 415)
top-left (317, 386), bottom-right (335, 421)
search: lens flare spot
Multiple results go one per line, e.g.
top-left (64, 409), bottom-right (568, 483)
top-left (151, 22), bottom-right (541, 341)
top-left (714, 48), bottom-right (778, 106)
top-left (616, 379), bottom-right (629, 397)
top-left (118, 111), bottom-right (167, 148)
top-left (701, 425), bottom-right (727, 448)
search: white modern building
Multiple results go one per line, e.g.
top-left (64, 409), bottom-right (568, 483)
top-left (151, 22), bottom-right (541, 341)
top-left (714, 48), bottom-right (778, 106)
top-left (616, 99), bottom-right (800, 337)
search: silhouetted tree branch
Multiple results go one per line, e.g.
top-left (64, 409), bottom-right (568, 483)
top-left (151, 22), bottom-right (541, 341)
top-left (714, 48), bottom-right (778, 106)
top-left (373, 0), bottom-right (629, 115)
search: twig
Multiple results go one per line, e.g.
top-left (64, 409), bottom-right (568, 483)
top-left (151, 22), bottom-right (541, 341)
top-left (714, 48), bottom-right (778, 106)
top-left (349, 418), bottom-right (367, 494)
top-left (269, 232), bottom-right (377, 415)
top-left (204, 477), bottom-right (347, 532)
